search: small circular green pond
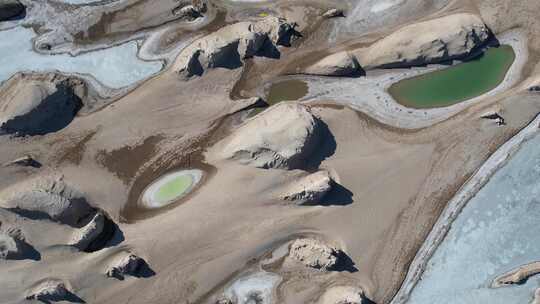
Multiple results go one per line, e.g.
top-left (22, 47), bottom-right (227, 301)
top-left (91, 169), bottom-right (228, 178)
top-left (388, 45), bottom-right (516, 109)
top-left (140, 169), bottom-right (203, 209)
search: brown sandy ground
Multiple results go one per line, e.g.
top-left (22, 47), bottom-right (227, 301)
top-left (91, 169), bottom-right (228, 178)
top-left (1, 0), bottom-right (540, 303)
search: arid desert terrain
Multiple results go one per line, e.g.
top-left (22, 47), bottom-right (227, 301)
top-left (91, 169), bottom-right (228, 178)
top-left (1, 0), bottom-right (540, 303)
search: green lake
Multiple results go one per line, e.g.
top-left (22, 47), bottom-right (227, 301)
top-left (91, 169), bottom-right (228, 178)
top-left (154, 175), bottom-right (193, 203)
top-left (388, 45), bottom-right (515, 109)
top-left (140, 169), bottom-right (203, 210)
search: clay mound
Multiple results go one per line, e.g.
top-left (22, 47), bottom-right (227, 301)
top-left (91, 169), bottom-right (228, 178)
top-left (209, 102), bottom-right (320, 169)
top-left (0, 232), bottom-right (20, 260)
top-left (25, 278), bottom-right (79, 303)
top-left (282, 170), bottom-right (333, 205)
top-left (0, 74), bottom-right (83, 136)
top-left (287, 238), bottom-right (339, 271)
top-left (356, 13), bottom-right (490, 69)
top-left (0, 0), bottom-right (25, 21)
top-left (106, 252), bottom-right (149, 280)
top-left (70, 212), bottom-right (111, 252)
top-left (318, 286), bottom-right (368, 304)
top-left (0, 228), bottom-right (40, 260)
top-left (304, 51), bottom-right (362, 77)
top-left (0, 177), bottom-right (94, 227)
top-left (174, 16), bottom-right (298, 77)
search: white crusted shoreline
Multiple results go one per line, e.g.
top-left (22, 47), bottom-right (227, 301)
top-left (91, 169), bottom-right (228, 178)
top-left (389, 113), bottom-right (540, 304)
top-left (140, 169), bottom-right (203, 209)
top-left (301, 29), bottom-right (528, 129)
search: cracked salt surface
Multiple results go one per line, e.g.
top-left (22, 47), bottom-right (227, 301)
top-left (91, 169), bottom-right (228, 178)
top-left (0, 27), bottom-right (162, 89)
top-left (223, 272), bottom-right (281, 304)
top-left (407, 132), bottom-right (540, 303)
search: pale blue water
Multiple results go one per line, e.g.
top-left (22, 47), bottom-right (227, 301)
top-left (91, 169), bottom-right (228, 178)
top-left (0, 27), bottom-right (162, 89)
top-left (408, 132), bottom-right (540, 303)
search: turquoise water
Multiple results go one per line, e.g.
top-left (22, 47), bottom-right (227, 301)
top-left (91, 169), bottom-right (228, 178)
top-left (408, 133), bottom-right (540, 303)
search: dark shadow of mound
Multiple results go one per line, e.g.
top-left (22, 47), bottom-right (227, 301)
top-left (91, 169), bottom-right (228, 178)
top-left (102, 223), bottom-right (125, 249)
top-left (209, 41), bottom-right (243, 70)
top-left (13, 239), bottom-right (41, 261)
top-left (319, 182), bottom-right (353, 206)
top-left (362, 296), bottom-right (377, 304)
top-left (1, 83), bottom-right (82, 137)
top-left (256, 38), bottom-right (281, 59)
top-left (84, 213), bottom-right (124, 253)
top-left (133, 259), bottom-right (156, 279)
top-left (305, 118), bottom-right (337, 170)
top-left (331, 250), bottom-right (358, 273)
top-left (31, 290), bottom-right (85, 304)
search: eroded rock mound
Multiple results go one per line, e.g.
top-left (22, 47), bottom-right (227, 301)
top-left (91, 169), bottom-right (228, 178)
top-left (322, 9), bottom-right (344, 19)
top-left (25, 279), bottom-right (72, 302)
top-left (210, 102), bottom-right (320, 169)
top-left (357, 13), bottom-right (490, 69)
top-left (287, 238), bottom-right (339, 270)
top-left (70, 212), bottom-right (106, 252)
top-left (318, 286), bottom-right (367, 304)
top-left (0, 232), bottom-right (20, 260)
top-left (282, 170), bottom-right (333, 205)
top-left (492, 261), bottom-right (540, 288)
top-left (174, 16), bottom-right (298, 77)
top-left (0, 0), bottom-right (25, 21)
top-left (0, 73), bottom-right (86, 136)
top-left (172, 0), bottom-right (207, 21)
top-left (0, 177), bottom-right (94, 226)
top-left (106, 252), bottom-right (146, 280)
top-left (304, 51), bottom-right (362, 77)
top-left (0, 227), bottom-right (39, 260)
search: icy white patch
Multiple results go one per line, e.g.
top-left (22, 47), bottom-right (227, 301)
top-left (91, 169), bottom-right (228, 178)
top-left (0, 27), bottom-right (162, 89)
top-left (224, 272), bottom-right (281, 304)
top-left (370, 0), bottom-right (405, 13)
top-left (405, 130), bottom-right (540, 303)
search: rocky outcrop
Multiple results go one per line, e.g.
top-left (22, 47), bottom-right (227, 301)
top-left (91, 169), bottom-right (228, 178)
top-left (172, 0), bottom-right (207, 21)
top-left (25, 279), bottom-right (79, 303)
top-left (322, 9), bottom-right (344, 19)
top-left (106, 253), bottom-right (146, 280)
top-left (287, 238), bottom-right (339, 271)
top-left (304, 51), bottom-right (362, 77)
top-left (480, 111), bottom-right (505, 126)
top-left (282, 170), bottom-right (333, 205)
top-left (25, 279), bottom-right (72, 302)
top-left (209, 102), bottom-right (320, 169)
top-left (491, 261), bottom-right (540, 288)
top-left (355, 13), bottom-right (490, 69)
top-left (318, 286), bottom-right (367, 304)
top-left (174, 16), bottom-right (299, 77)
top-left (0, 232), bottom-right (20, 259)
top-left (0, 73), bottom-right (85, 136)
top-left (70, 212), bottom-right (106, 251)
top-left (0, 0), bottom-right (25, 21)
top-left (0, 227), bottom-right (39, 260)
top-left (3, 155), bottom-right (40, 168)
top-left (0, 177), bottom-right (94, 226)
